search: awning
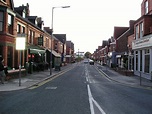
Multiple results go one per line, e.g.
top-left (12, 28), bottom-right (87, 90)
top-left (30, 49), bottom-right (45, 54)
top-left (27, 45), bottom-right (45, 54)
top-left (48, 49), bottom-right (61, 57)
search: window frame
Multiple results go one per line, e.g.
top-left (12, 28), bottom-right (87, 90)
top-left (145, 0), bottom-right (148, 14)
top-left (0, 11), bottom-right (4, 32)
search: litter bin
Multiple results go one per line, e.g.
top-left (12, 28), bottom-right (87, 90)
top-left (29, 62), bottom-right (33, 74)
top-left (54, 57), bottom-right (61, 71)
top-left (25, 62), bottom-right (29, 74)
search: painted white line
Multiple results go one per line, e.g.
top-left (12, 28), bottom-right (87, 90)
top-left (87, 85), bottom-right (95, 114)
top-left (86, 77), bottom-right (89, 82)
top-left (92, 98), bottom-right (106, 114)
top-left (87, 84), bottom-right (106, 114)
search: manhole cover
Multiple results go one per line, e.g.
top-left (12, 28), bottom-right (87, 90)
top-left (45, 87), bottom-right (57, 90)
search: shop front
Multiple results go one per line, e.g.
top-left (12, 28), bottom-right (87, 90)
top-left (46, 49), bottom-right (61, 68)
top-left (27, 45), bottom-right (46, 73)
top-left (132, 34), bottom-right (152, 80)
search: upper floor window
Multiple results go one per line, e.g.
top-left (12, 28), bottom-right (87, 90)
top-left (38, 35), bottom-right (43, 46)
top-left (0, 11), bottom-right (4, 32)
top-left (8, 14), bottom-right (12, 25)
top-left (139, 22), bottom-right (143, 38)
top-left (145, 0), bottom-right (148, 14)
top-left (8, 14), bottom-right (13, 34)
top-left (135, 25), bottom-right (139, 39)
top-left (22, 26), bottom-right (25, 33)
top-left (17, 24), bottom-right (21, 33)
top-left (29, 30), bottom-right (34, 44)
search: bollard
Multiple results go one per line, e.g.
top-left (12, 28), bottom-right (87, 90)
top-left (140, 71), bottom-right (142, 86)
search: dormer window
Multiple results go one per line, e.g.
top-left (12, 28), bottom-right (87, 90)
top-left (22, 9), bottom-right (26, 18)
top-left (145, 0), bottom-right (148, 14)
top-left (35, 19), bottom-right (37, 25)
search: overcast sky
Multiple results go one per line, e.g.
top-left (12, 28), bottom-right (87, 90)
top-left (14, 0), bottom-right (143, 53)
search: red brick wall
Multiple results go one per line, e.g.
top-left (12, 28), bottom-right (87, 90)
top-left (141, 0), bottom-right (152, 16)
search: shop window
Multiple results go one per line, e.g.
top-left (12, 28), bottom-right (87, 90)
top-left (140, 50), bottom-right (142, 71)
top-left (7, 46), bottom-right (13, 68)
top-left (0, 45), bottom-right (2, 56)
top-left (144, 49), bottom-right (150, 73)
top-left (135, 51), bottom-right (138, 71)
top-left (0, 11), bottom-right (4, 32)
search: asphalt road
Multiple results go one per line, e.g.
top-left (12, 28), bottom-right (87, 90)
top-left (0, 62), bottom-right (152, 114)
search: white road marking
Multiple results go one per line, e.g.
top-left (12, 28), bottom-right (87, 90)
top-left (87, 85), bottom-right (106, 114)
top-left (86, 77), bottom-right (89, 82)
top-left (87, 84), bottom-right (95, 114)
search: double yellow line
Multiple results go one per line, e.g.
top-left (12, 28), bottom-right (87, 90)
top-left (29, 67), bottom-right (74, 90)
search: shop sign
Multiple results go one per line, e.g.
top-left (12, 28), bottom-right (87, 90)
top-left (132, 35), bottom-right (152, 49)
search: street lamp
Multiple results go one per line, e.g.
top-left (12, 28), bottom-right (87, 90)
top-left (16, 36), bottom-right (25, 86)
top-left (50, 6), bottom-right (70, 75)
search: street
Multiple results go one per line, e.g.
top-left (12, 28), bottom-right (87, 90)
top-left (0, 62), bottom-right (152, 114)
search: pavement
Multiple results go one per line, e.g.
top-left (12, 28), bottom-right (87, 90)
top-left (0, 64), bottom-right (74, 92)
top-left (0, 62), bottom-right (152, 92)
top-left (96, 64), bottom-right (152, 89)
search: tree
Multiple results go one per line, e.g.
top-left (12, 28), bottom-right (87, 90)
top-left (84, 52), bottom-right (91, 58)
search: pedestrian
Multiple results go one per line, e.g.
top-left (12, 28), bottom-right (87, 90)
top-left (0, 56), bottom-right (6, 84)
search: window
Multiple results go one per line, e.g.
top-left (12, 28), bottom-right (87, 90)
top-left (22, 9), bottom-right (26, 18)
top-left (38, 36), bottom-right (43, 46)
top-left (8, 14), bottom-right (13, 34)
top-left (145, 0), bottom-right (148, 14)
top-left (8, 14), bottom-right (12, 25)
top-left (139, 22), bottom-right (143, 38)
top-left (29, 30), bottom-right (34, 44)
top-left (22, 26), bottom-right (25, 33)
top-left (144, 49), bottom-right (150, 73)
top-left (140, 50), bottom-right (142, 71)
top-left (135, 51), bottom-right (138, 71)
top-left (135, 25), bottom-right (139, 39)
top-left (0, 11), bottom-right (4, 31)
top-left (45, 37), bottom-right (49, 47)
top-left (17, 24), bottom-right (21, 33)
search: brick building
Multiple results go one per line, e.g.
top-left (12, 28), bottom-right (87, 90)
top-left (132, 0), bottom-right (152, 79)
top-left (0, 0), bottom-right (74, 72)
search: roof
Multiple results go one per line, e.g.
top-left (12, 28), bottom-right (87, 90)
top-left (113, 27), bottom-right (129, 39)
top-left (53, 34), bottom-right (66, 43)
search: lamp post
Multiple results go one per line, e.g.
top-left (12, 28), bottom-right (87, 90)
top-left (50, 6), bottom-right (70, 75)
top-left (16, 36), bottom-right (25, 86)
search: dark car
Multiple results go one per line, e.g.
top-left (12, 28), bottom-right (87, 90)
top-left (89, 59), bottom-right (94, 65)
